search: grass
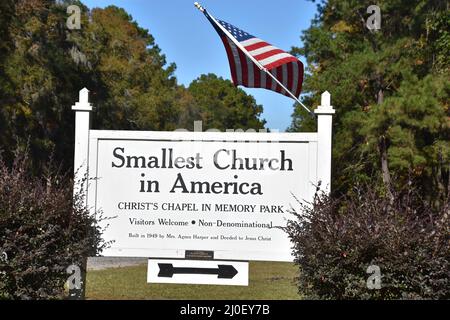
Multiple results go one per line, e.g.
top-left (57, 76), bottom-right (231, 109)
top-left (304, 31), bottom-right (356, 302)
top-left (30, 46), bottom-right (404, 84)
top-left (86, 261), bottom-right (300, 300)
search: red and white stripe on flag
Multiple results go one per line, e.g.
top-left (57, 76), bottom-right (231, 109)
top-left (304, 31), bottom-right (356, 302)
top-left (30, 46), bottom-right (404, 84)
top-left (220, 36), bottom-right (304, 99)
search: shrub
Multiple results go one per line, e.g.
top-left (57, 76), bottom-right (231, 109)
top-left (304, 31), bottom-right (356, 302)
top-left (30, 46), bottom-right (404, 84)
top-left (0, 152), bottom-right (107, 299)
top-left (285, 185), bottom-right (449, 300)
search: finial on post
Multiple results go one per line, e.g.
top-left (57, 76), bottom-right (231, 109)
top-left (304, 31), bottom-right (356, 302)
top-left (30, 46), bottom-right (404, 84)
top-left (315, 91), bottom-right (335, 115)
top-left (72, 88), bottom-right (93, 111)
top-left (194, 2), bottom-right (205, 12)
top-left (321, 91), bottom-right (331, 108)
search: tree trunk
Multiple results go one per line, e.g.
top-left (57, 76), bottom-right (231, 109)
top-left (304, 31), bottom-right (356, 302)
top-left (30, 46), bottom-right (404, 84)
top-left (377, 88), bottom-right (384, 105)
top-left (377, 86), bottom-right (394, 202)
top-left (379, 136), bottom-right (393, 202)
top-left (435, 149), bottom-right (449, 208)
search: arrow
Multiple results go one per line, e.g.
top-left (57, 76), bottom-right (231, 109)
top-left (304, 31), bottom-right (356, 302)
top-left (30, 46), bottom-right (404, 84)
top-left (158, 263), bottom-right (238, 279)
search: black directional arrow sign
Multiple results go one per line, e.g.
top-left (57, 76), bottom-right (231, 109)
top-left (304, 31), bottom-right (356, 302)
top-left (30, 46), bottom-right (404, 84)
top-left (158, 263), bottom-right (238, 279)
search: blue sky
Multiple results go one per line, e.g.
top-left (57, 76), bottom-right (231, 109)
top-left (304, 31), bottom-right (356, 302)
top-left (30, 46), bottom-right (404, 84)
top-left (82, 0), bottom-right (317, 131)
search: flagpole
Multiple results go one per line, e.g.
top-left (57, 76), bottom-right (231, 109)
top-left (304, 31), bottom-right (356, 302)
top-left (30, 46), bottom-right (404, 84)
top-left (194, 2), bottom-right (315, 118)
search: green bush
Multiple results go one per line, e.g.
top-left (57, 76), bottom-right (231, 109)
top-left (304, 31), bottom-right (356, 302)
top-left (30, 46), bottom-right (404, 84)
top-left (285, 185), bottom-right (449, 300)
top-left (0, 152), bottom-right (107, 299)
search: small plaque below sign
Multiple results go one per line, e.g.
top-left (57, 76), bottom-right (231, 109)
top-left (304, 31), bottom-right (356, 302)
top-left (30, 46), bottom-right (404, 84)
top-left (185, 250), bottom-right (214, 260)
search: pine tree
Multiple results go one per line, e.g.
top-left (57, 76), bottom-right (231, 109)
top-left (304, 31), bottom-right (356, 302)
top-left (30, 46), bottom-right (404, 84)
top-left (289, 0), bottom-right (449, 201)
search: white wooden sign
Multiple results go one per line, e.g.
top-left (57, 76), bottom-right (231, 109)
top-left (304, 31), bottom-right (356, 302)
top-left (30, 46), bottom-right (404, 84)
top-left (147, 259), bottom-right (249, 286)
top-left (72, 89), bottom-right (335, 263)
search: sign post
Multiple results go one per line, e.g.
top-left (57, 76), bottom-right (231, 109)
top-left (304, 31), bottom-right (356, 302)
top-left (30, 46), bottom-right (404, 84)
top-left (315, 91), bottom-right (336, 192)
top-left (71, 88), bottom-right (93, 299)
top-left (72, 88), bottom-right (92, 203)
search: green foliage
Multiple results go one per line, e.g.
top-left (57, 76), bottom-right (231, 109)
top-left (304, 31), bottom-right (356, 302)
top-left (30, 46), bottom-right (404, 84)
top-left (0, 150), bottom-right (107, 299)
top-left (285, 185), bottom-right (449, 300)
top-left (289, 0), bottom-right (449, 201)
top-left (186, 74), bottom-right (266, 131)
top-left (0, 1), bottom-right (266, 173)
top-left (0, 0), bottom-right (180, 170)
top-left (362, 75), bottom-right (449, 198)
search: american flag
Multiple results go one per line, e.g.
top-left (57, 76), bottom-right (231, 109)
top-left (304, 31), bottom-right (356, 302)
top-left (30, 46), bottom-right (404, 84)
top-left (203, 10), bottom-right (304, 99)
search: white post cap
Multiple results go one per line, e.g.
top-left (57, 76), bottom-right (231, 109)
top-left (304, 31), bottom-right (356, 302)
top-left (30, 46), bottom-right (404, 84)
top-left (72, 88), bottom-right (93, 111)
top-left (315, 91), bottom-right (336, 115)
